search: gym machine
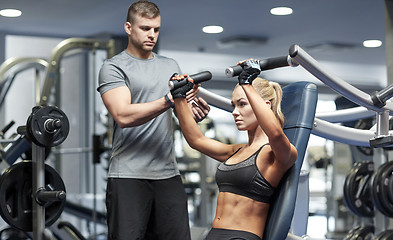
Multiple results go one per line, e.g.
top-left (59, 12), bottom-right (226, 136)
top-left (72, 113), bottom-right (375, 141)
top-left (0, 57), bottom-right (48, 107)
top-left (195, 40), bottom-right (393, 239)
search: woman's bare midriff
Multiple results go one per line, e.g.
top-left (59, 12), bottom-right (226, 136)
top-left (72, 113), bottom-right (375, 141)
top-left (212, 192), bottom-right (270, 239)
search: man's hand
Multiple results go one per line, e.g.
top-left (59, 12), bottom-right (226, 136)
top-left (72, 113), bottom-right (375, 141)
top-left (186, 82), bottom-right (200, 102)
top-left (189, 97), bottom-right (210, 122)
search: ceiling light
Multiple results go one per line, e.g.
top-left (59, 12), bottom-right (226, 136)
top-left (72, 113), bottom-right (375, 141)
top-left (363, 40), bottom-right (382, 48)
top-left (0, 9), bottom-right (22, 17)
top-left (202, 25), bottom-right (223, 34)
top-left (270, 7), bottom-right (293, 16)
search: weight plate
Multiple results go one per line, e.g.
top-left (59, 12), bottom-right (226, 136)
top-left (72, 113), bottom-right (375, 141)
top-left (376, 230), bottom-right (393, 240)
top-left (343, 170), bottom-right (358, 215)
top-left (343, 161), bottom-right (374, 217)
top-left (375, 231), bottom-right (386, 240)
top-left (381, 230), bottom-right (393, 240)
top-left (351, 225), bottom-right (374, 240)
top-left (371, 161), bottom-right (393, 217)
top-left (26, 106), bottom-right (69, 147)
top-left (343, 226), bottom-right (361, 240)
top-left (0, 161), bottom-right (66, 231)
top-left (388, 174), bottom-right (393, 204)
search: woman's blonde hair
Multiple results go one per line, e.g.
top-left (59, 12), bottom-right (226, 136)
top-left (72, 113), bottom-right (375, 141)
top-left (251, 77), bottom-right (285, 128)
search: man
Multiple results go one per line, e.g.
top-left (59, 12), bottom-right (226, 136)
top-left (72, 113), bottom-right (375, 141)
top-left (97, 1), bottom-right (210, 239)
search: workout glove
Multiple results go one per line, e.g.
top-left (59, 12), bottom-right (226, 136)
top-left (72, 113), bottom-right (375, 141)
top-left (170, 79), bottom-right (194, 99)
top-left (238, 60), bottom-right (261, 85)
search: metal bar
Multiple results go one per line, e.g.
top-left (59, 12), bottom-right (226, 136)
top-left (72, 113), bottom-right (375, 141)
top-left (315, 106), bottom-right (375, 123)
top-left (198, 87), bottom-right (391, 146)
top-left (0, 57), bottom-right (48, 83)
top-left (0, 139), bottom-right (17, 144)
top-left (52, 147), bottom-right (92, 154)
top-left (0, 58), bottom-right (48, 107)
top-left (39, 38), bottom-right (115, 106)
top-left (35, 68), bottom-right (40, 105)
top-left (376, 111), bottom-right (390, 136)
top-left (289, 44), bottom-right (393, 112)
top-left (312, 118), bottom-right (376, 147)
top-left (32, 143), bottom-right (46, 240)
top-left (198, 87), bottom-right (232, 112)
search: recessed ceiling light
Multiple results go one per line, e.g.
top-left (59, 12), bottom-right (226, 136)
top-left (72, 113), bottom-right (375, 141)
top-left (270, 7), bottom-right (293, 16)
top-left (0, 9), bottom-right (22, 17)
top-left (363, 39), bottom-right (382, 48)
top-left (202, 25), bottom-right (223, 34)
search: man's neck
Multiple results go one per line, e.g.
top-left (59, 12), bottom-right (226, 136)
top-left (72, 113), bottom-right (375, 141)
top-left (126, 45), bottom-right (153, 59)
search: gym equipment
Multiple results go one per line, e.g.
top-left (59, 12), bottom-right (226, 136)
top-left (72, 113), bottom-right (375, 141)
top-left (200, 81), bottom-right (318, 239)
top-left (342, 160), bottom-right (393, 218)
top-left (57, 221), bottom-right (87, 240)
top-left (263, 82), bottom-right (317, 240)
top-left (199, 74), bottom-right (318, 239)
top-left (370, 161), bottom-right (393, 218)
top-left (63, 201), bottom-right (106, 226)
top-left (354, 118), bottom-right (374, 156)
top-left (25, 105), bottom-right (69, 148)
top-left (198, 42), bottom-right (393, 238)
top-left (343, 161), bottom-right (374, 217)
top-left (0, 227), bottom-right (29, 239)
top-left (375, 229), bottom-right (393, 240)
top-left (0, 120), bottom-right (32, 166)
top-left (0, 57), bottom-right (48, 107)
top-left (0, 161), bottom-right (66, 232)
top-left (289, 45), bottom-right (393, 147)
top-left (168, 71), bottom-right (212, 90)
top-left (225, 55), bottom-right (298, 77)
top-left (39, 38), bottom-right (115, 106)
top-left (0, 120), bottom-right (15, 139)
top-left (343, 225), bottom-right (374, 240)
top-left (0, 105), bottom-right (70, 239)
top-left (343, 226), bottom-right (361, 240)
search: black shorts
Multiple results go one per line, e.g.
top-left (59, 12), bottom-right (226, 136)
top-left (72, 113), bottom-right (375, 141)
top-left (106, 176), bottom-right (191, 240)
top-left (204, 228), bottom-right (262, 240)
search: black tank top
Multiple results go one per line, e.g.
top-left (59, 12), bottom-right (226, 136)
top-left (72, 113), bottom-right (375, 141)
top-left (215, 144), bottom-right (275, 203)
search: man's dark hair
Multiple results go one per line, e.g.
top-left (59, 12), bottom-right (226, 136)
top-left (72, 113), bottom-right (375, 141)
top-left (127, 1), bottom-right (160, 23)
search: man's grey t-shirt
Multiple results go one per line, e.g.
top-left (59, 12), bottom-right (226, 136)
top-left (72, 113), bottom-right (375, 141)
top-left (97, 50), bottom-right (181, 179)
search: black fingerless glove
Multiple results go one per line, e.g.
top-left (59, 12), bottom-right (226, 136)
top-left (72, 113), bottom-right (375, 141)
top-left (238, 60), bottom-right (261, 85)
top-left (170, 80), bottom-right (194, 99)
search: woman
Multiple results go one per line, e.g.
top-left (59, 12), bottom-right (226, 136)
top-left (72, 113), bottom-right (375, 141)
top-left (171, 60), bottom-right (298, 240)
